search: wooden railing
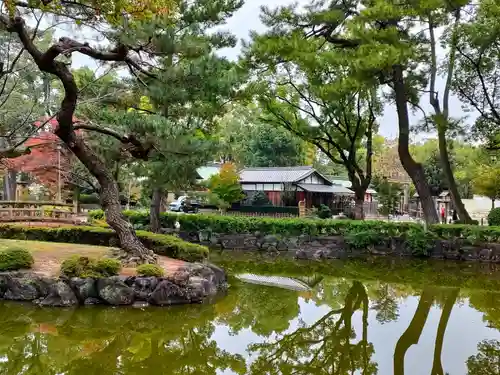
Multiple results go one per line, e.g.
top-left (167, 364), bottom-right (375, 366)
top-left (0, 201), bottom-right (77, 224)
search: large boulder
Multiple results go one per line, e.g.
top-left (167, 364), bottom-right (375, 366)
top-left (149, 280), bottom-right (189, 306)
top-left (181, 263), bottom-right (227, 293)
top-left (97, 277), bottom-right (134, 305)
top-left (133, 277), bottom-right (158, 301)
top-left (39, 281), bottom-right (79, 307)
top-left (3, 276), bottom-right (46, 301)
top-left (70, 278), bottom-right (98, 303)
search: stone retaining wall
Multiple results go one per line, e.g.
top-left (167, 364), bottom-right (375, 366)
top-left (0, 263), bottom-right (227, 307)
top-left (174, 230), bottom-right (500, 262)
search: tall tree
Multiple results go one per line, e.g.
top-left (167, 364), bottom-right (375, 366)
top-left (425, 3), bottom-right (473, 223)
top-left (254, 0), bottom-right (440, 223)
top-left (0, 0), bottom-right (243, 262)
top-left (216, 105), bottom-right (308, 167)
top-left (245, 29), bottom-right (379, 219)
top-left (454, 0), bottom-right (500, 151)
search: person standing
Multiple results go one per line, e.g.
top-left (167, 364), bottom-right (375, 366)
top-left (440, 205), bottom-right (446, 224)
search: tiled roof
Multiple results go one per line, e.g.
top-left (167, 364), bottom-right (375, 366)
top-left (297, 183), bottom-right (354, 195)
top-left (239, 166), bottom-right (317, 183)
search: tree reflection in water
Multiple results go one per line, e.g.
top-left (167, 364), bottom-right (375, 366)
top-left (249, 281), bottom-right (378, 375)
top-left (0, 273), bottom-right (498, 375)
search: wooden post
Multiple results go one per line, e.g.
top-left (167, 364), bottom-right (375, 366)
top-left (298, 199), bottom-right (306, 217)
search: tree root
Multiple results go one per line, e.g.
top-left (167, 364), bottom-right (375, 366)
top-left (111, 248), bottom-right (158, 267)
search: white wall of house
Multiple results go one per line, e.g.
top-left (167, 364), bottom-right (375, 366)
top-left (241, 183), bottom-right (284, 191)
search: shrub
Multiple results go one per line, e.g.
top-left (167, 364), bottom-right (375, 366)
top-left (251, 191), bottom-right (271, 206)
top-left (316, 204), bottom-right (332, 219)
top-left (0, 247), bottom-right (34, 271)
top-left (60, 256), bottom-right (121, 278)
top-left (94, 258), bottom-right (121, 276)
top-left (345, 229), bottom-right (382, 250)
top-left (0, 224), bottom-right (208, 262)
top-left (86, 209), bottom-right (500, 244)
top-left (405, 229), bottom-right (436, 257)
top-left (488, 208), bottom-right (500, 226)
top-left (136, 264), bottom-right (164, 277)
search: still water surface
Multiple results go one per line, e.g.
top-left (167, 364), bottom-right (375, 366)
top-left (0, 257), bottom-right (499, 374)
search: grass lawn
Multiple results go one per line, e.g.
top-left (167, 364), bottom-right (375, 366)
top-left (0, 239), bottom-right (185, 277)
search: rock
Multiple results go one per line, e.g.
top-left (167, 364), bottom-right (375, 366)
top-left (84, 297), bottom-right (101, 305)
top-left (97, 277), bottom-right (134, 305)
top-left (70, 278), bottom-right (98, 302)
top-left (479, 248), bottom-right (493, 261)
top-left (260, 235), bottom-right (279, 250)
top-left (198, 230), bottom-right (212, 242)
top-left (205, 263), bottom-right (227, 289)
top-left (313, 249), bottom-right (330, 260)
top-left (188, 276), bottom-right (216, 298)
top-left (4, 276), bottom-right (40, 301)
top-left (133, 277), bottom-right (158, 301)
top-left (166, 270), bottom-right (190, 287)
top-left (149, 280), bottom-right (189, 306)
top-left (294, 249), bottom-right (309, 260)
top-left (40, 281), bottom-right (79, 307)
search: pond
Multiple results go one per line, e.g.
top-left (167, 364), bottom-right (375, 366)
top-left (1, 255), bottom-right (500, 374)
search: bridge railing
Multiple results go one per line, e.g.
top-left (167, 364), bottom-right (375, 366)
top-left (0, 201), bottom-right (77, 223)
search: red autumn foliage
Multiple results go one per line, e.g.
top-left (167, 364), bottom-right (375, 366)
top-left (1, 118), bottom-right (78, 191)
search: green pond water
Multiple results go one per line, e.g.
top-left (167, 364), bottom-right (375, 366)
top-left (1, 256), bottom-right (500, 375)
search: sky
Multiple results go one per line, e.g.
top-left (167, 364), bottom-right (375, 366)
top-left (65, 0), bottom-right (475, 141)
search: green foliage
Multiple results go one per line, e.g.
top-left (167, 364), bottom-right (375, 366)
top-left (372, 176), bottom-right (402, 216)
top-left (251, 191), bottom-right (271, 206)
top-left (216, 105), bottom-right (309, 167)
top-left (473, 164), bottom-right (500, 203)
top-left (345, 229), bottom-right (382, 250)
top-left (0, 224), bottom-right (208, 262)
top-left (207, 163), bottom-right (245, 209)
top-left (136, 264), bottom-right (165, 277)
top-left (0, 247), bottom-right (34, 271)
top-left (60, 256), bottom-right (121, 278)
top-left (316, 204), bottom-right (332, 220)
top-left (94, 258), bottom-right (122, 277)
top-left (89, 209), bottom-right (500, 244)
top-left (488, 208), bottom-right (500, 226)
top-left (405, 229), bottom-right (436, 258)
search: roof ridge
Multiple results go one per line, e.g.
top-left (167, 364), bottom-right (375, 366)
top-left (241, 166), bottom-right (313, 171)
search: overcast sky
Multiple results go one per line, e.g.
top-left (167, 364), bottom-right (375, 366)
top-left (66, 0), bottom-right (473, 141)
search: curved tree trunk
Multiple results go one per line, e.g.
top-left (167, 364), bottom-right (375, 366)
top-left (392, 65), bottom-right (438, 224)
top-left (150, 187), bottom-right (163, 233)
top-left (437, 129), bottom-right (472, 223)
top-left (7, 19), bottom-right (156, 264)
top-left (394, 288), bottom-right (435, 375)
top-left (70, 138), bottom-right (156, 263)
top-left (431, 288), bottom-right (459, 375)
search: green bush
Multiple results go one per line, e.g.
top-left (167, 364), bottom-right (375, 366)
top-left (345, 229), bottom-right (382, 250)
top-left (405, 229), bottom-right (436, 257)
top-left (316, 204), bottom-right (332, 219)
top-left (0, 224), bottom-right (208, 262)
top-left (94, 258), bottom-right (122, 276)
top-left (488, 208), bottom-right (500, 226)
top-left (136, 264), bottom-right (164, 277)
top-left (0, 247), bottom-right (34, 271)
top-left (60, 256), bottom-right (121, 278)
top-left (86, 209), bottom-right (500, 244)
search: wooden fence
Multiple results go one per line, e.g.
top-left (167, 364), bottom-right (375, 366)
top-left (0, 201), bottom-right (78, 224)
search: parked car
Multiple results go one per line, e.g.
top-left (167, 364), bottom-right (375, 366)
top-left (169, 196), bottom-right (200, 213)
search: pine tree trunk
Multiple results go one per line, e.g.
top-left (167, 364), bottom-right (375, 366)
top-left (437, 128), bottom-right (472, 223)
top-left (150, 187), bottom-right (163, 233)
top-left (66, 137), bottom-right (156, 264)
top-left (392, 65), bottom-right (438, 224)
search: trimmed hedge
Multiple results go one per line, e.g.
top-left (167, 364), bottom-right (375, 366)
top-left (136, 264), bottom-right (164, 277)
top-left (0, 224), bottom-right (208, 262)
top-left (88, 209), bottom-right (500, 242)
top-left (229, 205), bottom-right (299, 215)
top-left (0, 247), bottom-right (34, 271)
top-left (61, 256), bottom-right (122, 278)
